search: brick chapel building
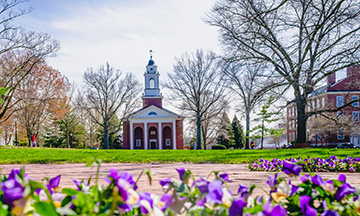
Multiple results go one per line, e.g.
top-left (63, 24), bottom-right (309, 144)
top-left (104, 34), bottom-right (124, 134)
top-left (287, 66), bottom-right (360, 147)
top-left (122, 54), bottom-right (184, 150)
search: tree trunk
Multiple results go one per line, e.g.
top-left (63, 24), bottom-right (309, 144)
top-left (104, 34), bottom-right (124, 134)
top-left (196, 111), bottom-right (202, 150)
top-left (104, 124), bottom-right (109, 149)
top-left (296, 98), bottom-right (307, 144)
top-left (245, 111), bottom-right (250, 149)
top-left (66, 129), bottom-right (70, 148)
top-left (261, 119), bottom-right (264, 149)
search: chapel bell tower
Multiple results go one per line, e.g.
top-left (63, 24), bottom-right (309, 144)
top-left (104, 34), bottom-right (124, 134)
top-left (142, 50), bottom-right (163, 108)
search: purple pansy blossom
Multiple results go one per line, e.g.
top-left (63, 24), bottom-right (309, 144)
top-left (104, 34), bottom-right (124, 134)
top-left (159, 178), bottom-right (171, 188)
top-left (105, 169), bottom-right (138, 190)
top-left (1, 178), bottom-right (24, 205)
top-left (47, 175), bottom-right (61, 194)
top-left (176, 167), bottom-right (186, 181)
top-left (338, 174), bottom-right (346, 182)
top-left (219, 173), bottom-right (233, 182)
top-left (262, 202), bottom-right (287, 216)
top-left (159, 193), bottom-right (174, 211)
top-left (267, 174), bottom-right (278, 191)
top-left (238, 184), bottom-right (250, 199)
top-left (205, 180), bottom-right (223, 204)
top-left (312, 175), bottom-right (325, 186)
top-left (335, 183), bottom-right (356, 201)
top-left (299, 195), bottom-right (317, 216)
top-left (320, 210), bottom-right (340, 216)
top-left (282, 161), bottom-right (301, 177)
top-left (138, 192), bottom-right (154, 215)
top-left (229, 197), bottom-right (246, 216)
top-left (195, 176), bottom-right (210, 194)
top-left (0, 169), bottom-right (27, 206)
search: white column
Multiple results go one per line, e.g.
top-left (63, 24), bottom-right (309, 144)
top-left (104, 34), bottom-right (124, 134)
top-left (130, 121), bottom-right (134, 150)
top-left (159, 122), bottom-right (162, 150)
top-left (144, 122), bottom-right (148, 150)
top-left (172, 120), bottom-right (176, 150)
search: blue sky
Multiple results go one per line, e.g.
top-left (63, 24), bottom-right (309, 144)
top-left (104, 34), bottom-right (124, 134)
top-left (14, 0), bottom-right (220, 85)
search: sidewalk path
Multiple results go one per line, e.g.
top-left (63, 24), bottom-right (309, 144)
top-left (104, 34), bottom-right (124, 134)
top-left (1, 163), bottom-right (360, 197)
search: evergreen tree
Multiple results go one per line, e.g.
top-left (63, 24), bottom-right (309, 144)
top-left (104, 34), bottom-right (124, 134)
top-left (216, 112), bottom-right (233, 148)
top-left (231, 115), bottom-right (245, 149)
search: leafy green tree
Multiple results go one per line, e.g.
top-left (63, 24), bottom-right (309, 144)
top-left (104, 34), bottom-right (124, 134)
top-left (249, 96), bottom-right (280, 149)
top-left (231, 115), bottom-right (245, 149)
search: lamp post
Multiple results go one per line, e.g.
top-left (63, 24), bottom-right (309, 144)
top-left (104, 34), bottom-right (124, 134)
top-left (14, 120), bottom-right (18, 146)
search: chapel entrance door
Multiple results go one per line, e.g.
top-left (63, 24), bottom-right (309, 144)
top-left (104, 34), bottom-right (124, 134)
top-left (150, 139), bottom-right (157, 149)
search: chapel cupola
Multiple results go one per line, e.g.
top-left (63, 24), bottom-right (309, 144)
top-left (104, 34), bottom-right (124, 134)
top-left (142, 50), bottom-right (163, 108)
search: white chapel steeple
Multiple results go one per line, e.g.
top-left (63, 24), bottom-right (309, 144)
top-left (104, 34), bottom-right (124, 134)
top-left (142, 50), bottom-right (163, 108)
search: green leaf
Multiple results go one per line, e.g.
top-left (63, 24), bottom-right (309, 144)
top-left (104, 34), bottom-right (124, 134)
top-left (56, 207), bottom-right (77, 215)
top-left (247, 204), bottom-right (264, 214)
top-left (62, 188), bottom-right (78, 196)
top-left (33, 202), bottom-right (59, 216)
top-left (29, 180), bottom-right (45, 190)
top-left (172, 179), bottom-right (190, 194)
top-left (145, 169), bottom-right (152, 185)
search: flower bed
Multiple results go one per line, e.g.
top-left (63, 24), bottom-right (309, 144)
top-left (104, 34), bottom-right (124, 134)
top-left (248, 156), bottom-right (360, 173)
top-left (0, 159), bottom-right (359, 215)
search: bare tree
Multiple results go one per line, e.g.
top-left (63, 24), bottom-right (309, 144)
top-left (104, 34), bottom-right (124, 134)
top-left (14, 62), bottom-right (70, 146)
top-left (80, 63), bottom-right (141, 149)
top-left (165, 49), bottom-right (228, 150)
top-left (207, 0), bottom-right (360, 144)
top-left (221, 62), bottom-right (283, 149)
top-left (0, 0), bottom-right (60, 121)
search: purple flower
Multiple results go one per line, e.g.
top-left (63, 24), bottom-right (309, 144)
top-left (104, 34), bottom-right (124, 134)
top-left (238, 184), bottom-right (250, 199)
top-left (267, 174), bottom-right (278, 191)
top-left (229, 198), bottom-right (246, 216)
top-left (338, 174), bottom-right (346, 182)
top-left (159, 178), bottom-right (171, 188)
top-left (300, 174), bottom-right (310, 183)
top-left (49, 175), bottom-right (61, 188)
top-left (282, 161), bottom-right (301, 176)
top-left (349, 167), bottom-right (355, 172)
top-left (1, 178), bottom-right (24, 205)
top-left (320, 210), bottom-right (340, 216)
top-left (335, 183), bottom-right (356, 201)
top-left (176, 167), bottom-right (186, 181)
top-left (205, 180), bottom-right (223, 204)
top-left (271, 204), bottom-right (287, 216)
top-left (219, 173), bottom-right (232, 182)
top-left (47, 175), bottom-right (61, 194)
top-left (118, 203), bottom-right (133, 213)
top-left (195, 176), bottom-right (210, 194)
top-left (138, 192), bottom-right (153, 214)
top-left (105, 169), bottom-right (137, 190)
top-left (299, 195), bottom-right (317, 216)
top-left (159, 193), bottom-right (174, 211)
top-left (312, 175), bottom-right (325, 186)
top-left (262, 202), bottom-right (287, 216)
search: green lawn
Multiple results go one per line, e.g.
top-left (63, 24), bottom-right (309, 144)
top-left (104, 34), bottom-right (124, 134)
top-left (0, 147), bottom-right (359, 164)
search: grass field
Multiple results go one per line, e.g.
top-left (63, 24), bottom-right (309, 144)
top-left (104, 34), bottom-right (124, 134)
top-left (0, 147), bottom-right (359, 164)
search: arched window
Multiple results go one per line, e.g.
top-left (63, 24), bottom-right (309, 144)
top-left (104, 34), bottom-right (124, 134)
top-left (149, 78), bottom-right (155, 89)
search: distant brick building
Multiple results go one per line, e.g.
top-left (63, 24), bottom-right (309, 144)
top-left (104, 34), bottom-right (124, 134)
top-left (122, 53), bottom-right (184, 150)
top-left (287, 66), bottom-right (360, 147)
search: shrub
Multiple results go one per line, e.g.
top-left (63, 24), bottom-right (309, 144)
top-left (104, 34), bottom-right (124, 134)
top-left (211, 144), bottom-right (227, 150)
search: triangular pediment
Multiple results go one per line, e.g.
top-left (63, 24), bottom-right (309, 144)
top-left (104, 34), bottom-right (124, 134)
top-left (129, 105), bottom-right (180, 119)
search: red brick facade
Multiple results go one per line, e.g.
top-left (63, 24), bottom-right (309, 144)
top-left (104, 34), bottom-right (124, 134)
top-left (286, 66), bottom-right (360, 146)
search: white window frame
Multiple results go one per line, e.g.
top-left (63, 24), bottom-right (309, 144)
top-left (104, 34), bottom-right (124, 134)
top-left (165, 139), bottom-right (171, 146)
top-left (352, 96), bottom-right (359, 107)
top-left (337, 96), bottom-right (343, 107)
top-left (337, 131), bottom-right (344, 140)
top-left (136, 139), bottom-right (141, 147)
top-left (353, 111), bottom-right (359, 122)
top-left (322, 97), bottom-right (325, 108)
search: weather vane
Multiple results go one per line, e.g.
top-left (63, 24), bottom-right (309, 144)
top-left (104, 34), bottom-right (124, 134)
top-left (149, 50), bottom-right (154, 59)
